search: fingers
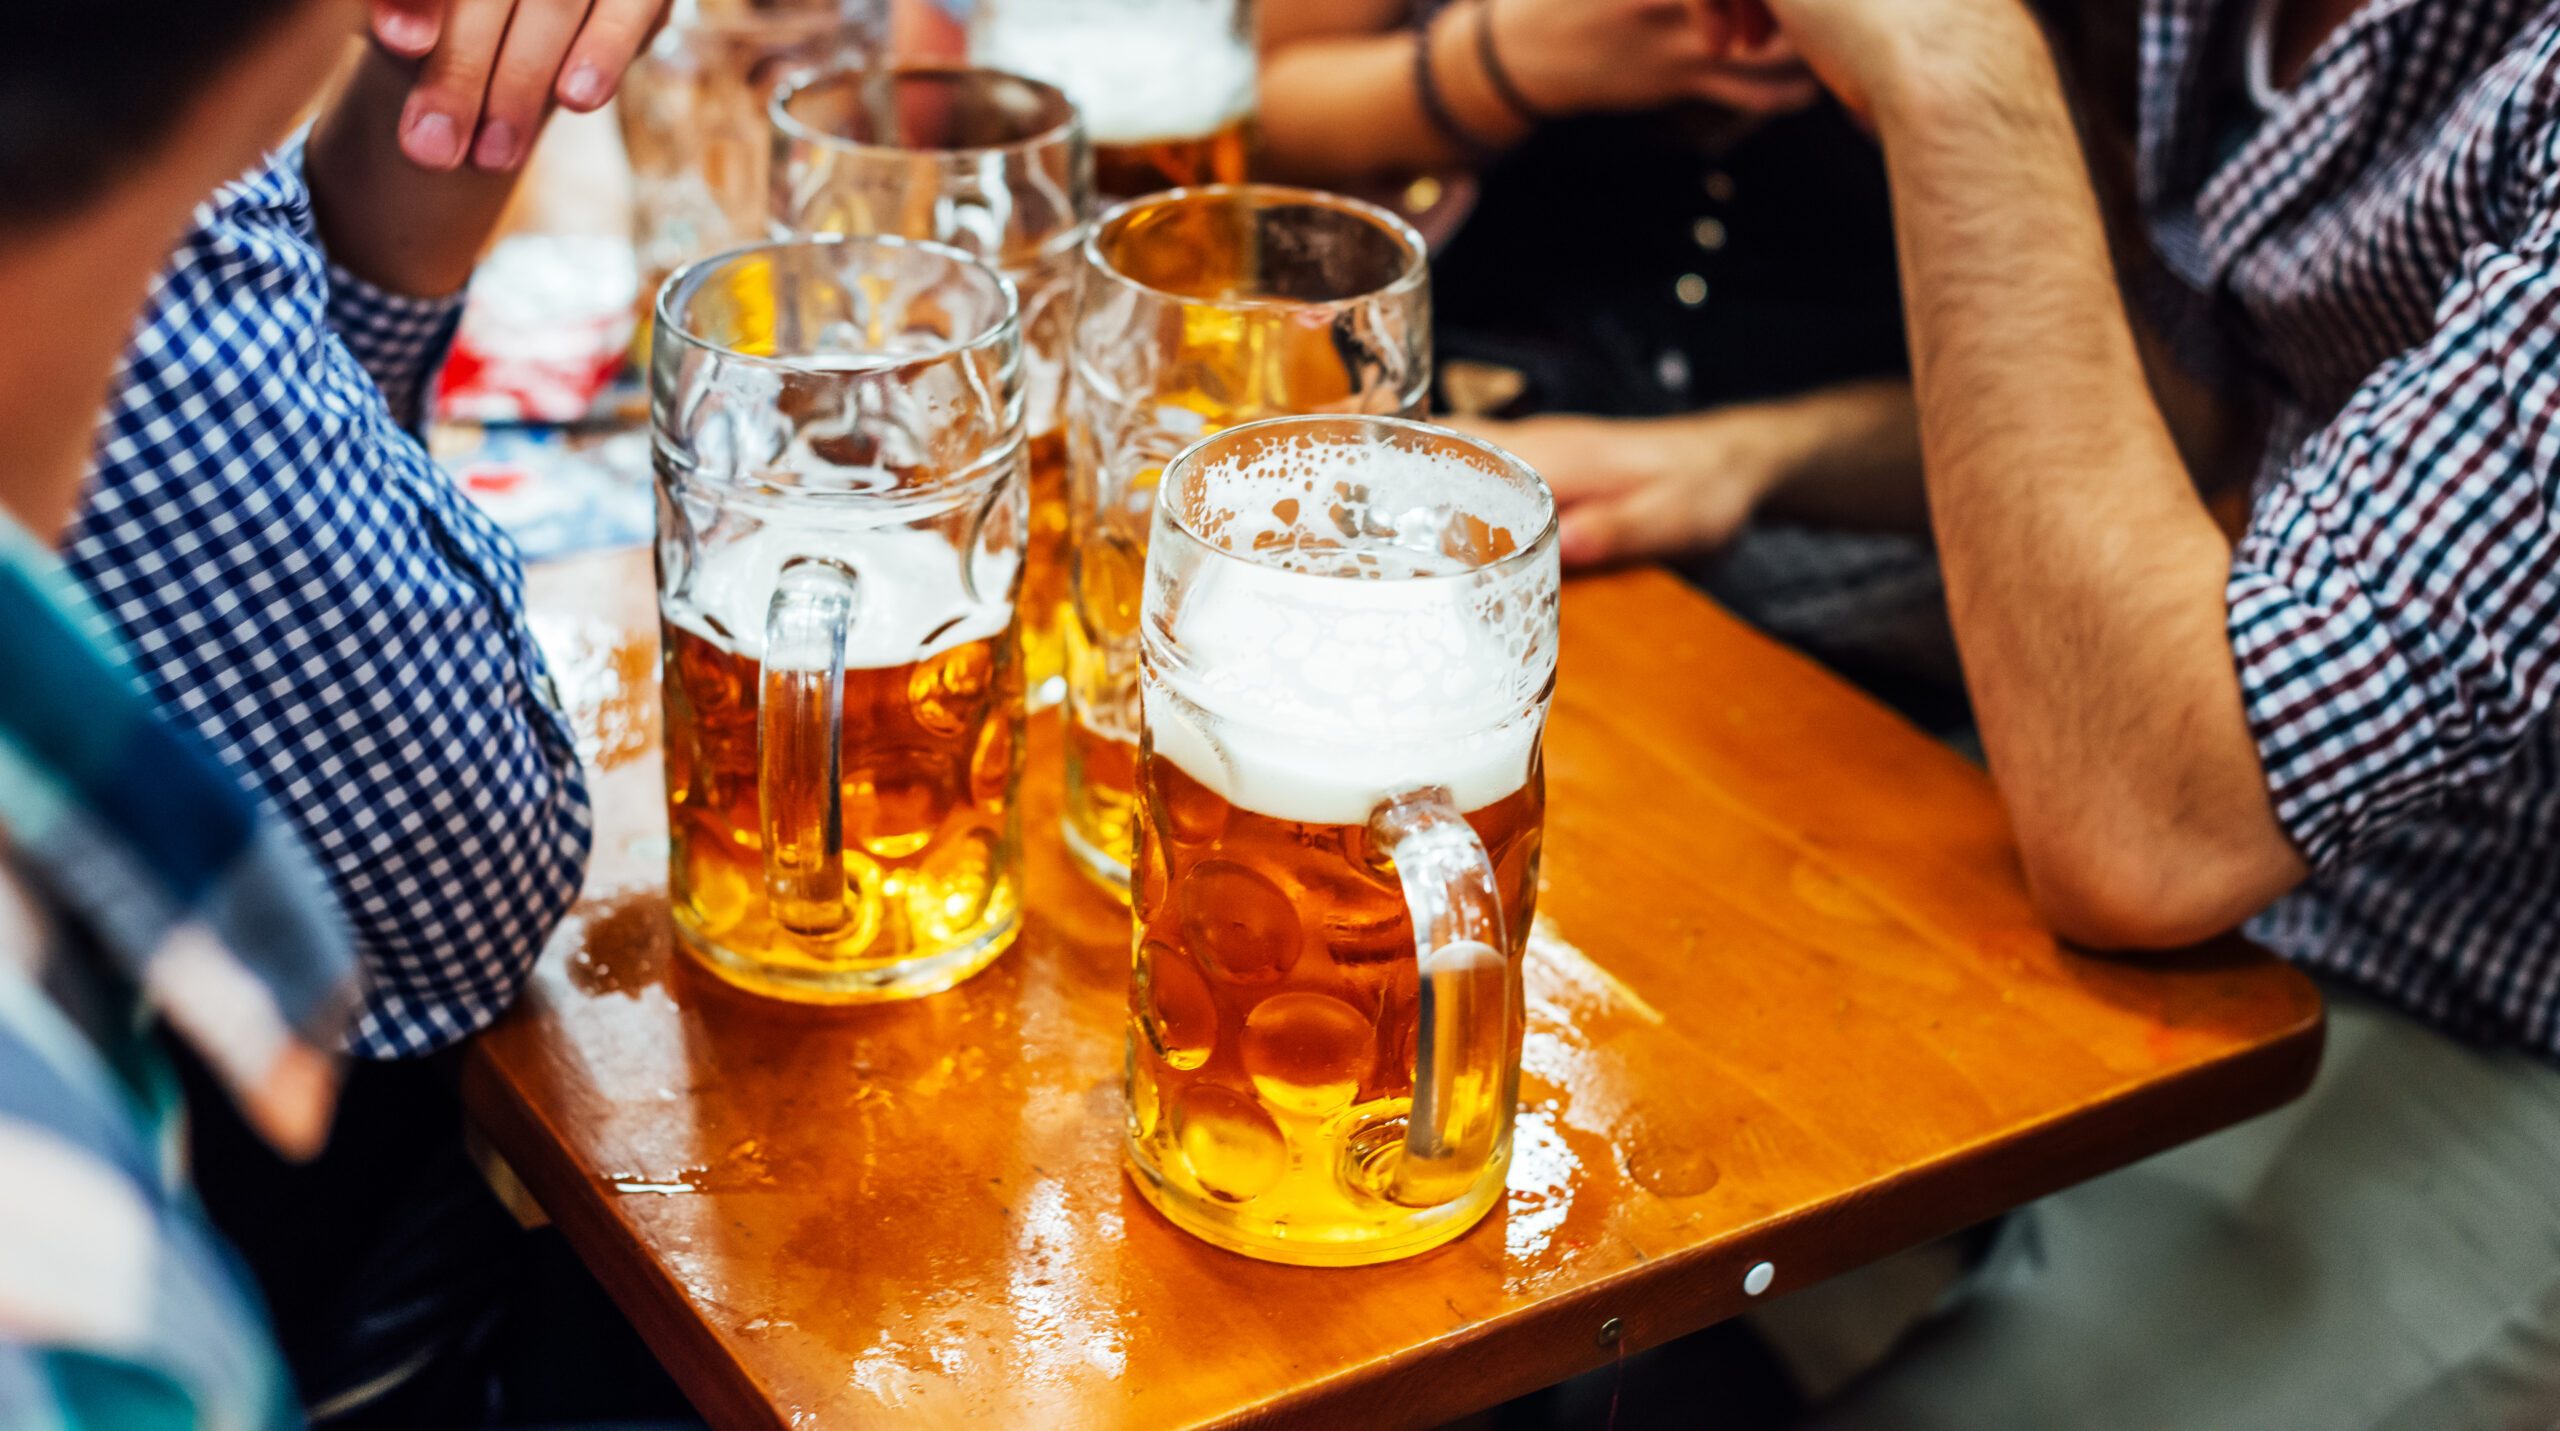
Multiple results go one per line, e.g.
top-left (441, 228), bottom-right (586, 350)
top-left (398, 0), bottom-right (517, 169)
top-left (473, 0), bottom-right (592, 170)
top-left (556, 0), bottom-right (667, 112)
top-left (370, 0), bottom-right (443, 57)
top-left (1557, 497), bottom-right (1647, 569)
top-left (1689, 62), bottom-right (1826, 114)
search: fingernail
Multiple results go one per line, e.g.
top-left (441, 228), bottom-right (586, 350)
top-left (404, 110), bottom-right (463, 168)
top-left (376, 8), bottom-right (437, 52)
top-left (471, 118), bottom-right (523, 171)
top-left (560, 63), bottom-right (609, 110)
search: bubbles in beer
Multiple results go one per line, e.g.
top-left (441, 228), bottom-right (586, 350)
top-left (1179, 859), bottom-right (1300, 982)
top-left (1173, 1084), bottom-right (1285, 1203)
top-left (1136, 938), bottom-right (1217, 1071)
top-left (1241, 992), bottom-right (1376, 1116)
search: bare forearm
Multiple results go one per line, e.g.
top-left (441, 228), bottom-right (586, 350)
top-left (1870, 20), bottom-right (2301, 941)
top-left (1258, 18), bottom-right (1526, 183)
top-left (1753, 377), bottom-right (1926, 532)
top-left (306, 47), bottom-right (525, 298)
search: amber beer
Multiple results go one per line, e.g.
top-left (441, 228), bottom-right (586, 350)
top-left (1126, 754), bottom-right (1543, 1258)
top-left (1092, 115), bottom-right (1250, 200)
top-left (1022, 427), bottom-right (1071, 710)
top-left (662, 532), bottom-right (1025, 1002)
top-left (1123, 416), bottom-right (1560, 1264)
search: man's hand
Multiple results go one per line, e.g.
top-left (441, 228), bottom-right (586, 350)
top-left (367, 0), bottom-right (668, 172)
top-left (1461, 381), bottom-right (1925, 570)
top-left (1467, 412), bottom-right (1778, 568)
top-left (1491, 0), bottom-right (1820, 119)
top-left (1737, 0), bottom-right (2043, 124)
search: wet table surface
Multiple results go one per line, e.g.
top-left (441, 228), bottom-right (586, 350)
top-left (463, 547), bottom-right (2323, 1431)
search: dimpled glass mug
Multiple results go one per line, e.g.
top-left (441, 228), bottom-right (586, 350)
top-left (653, 235), bottom-right (1029, 1003)
top-left (1122, 414), bottom-right (1560, 1264)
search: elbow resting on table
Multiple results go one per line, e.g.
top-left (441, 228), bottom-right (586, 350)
top-left (2015, 824), bottom-right (2299, 954)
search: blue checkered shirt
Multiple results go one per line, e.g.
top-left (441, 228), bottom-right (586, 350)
top-left (60, 143), bottom-right (593, 1059)
top-left (2141, 0), bottom-right (2560, 1055)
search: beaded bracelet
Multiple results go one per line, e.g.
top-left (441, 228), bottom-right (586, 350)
top-left (1411, 0), bottom-right (1504, 165)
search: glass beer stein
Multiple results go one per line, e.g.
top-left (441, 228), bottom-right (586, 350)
top-left (771, 65), bottom-right (1092, 709)
top-left (1065, 185), bottom-right (1430, 898)
top-left (653, 236), bottom-right (1028, 1002)
top-left (1124, 415), bottom-right (1559, 1265)
top-left (622, 0), bottom-right (884, 350)
top-left (968, 0), bottom-right (1254, 200)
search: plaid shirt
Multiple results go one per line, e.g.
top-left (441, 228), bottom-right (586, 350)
top-left (60, 144), bottom-right (592, 1059)
top-left (0, 510), bottom-right (361, 1431)
top-left (2140, 0), bottom-right (2560, 1054)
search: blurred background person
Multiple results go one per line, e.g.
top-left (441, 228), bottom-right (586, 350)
top-left (1258, 0), bottom-right (1955, 722)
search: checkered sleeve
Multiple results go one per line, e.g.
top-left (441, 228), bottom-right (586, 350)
top-left (322, 257), bottom-right (463, 433)
top-left (2226, 175), bottom-right (2560, 870)
top-left (62, 148), bottom-right (593, 1059)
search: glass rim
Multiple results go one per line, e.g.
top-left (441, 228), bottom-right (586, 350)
top-left (1081, 183), bottom-right (1430, 316)
top-left (1159, 413), bottom-right (1559, 585)
top-left (654, 233), bottom-right (1023, 374)
top-left (769, 63), bottom-right (1085, 165)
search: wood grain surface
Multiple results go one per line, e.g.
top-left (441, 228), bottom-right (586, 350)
top-left (462, 547), bottom-right (2322, 1431)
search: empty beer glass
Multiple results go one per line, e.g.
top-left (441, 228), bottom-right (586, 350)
top-left (623, 0), bottom-right (884, 351)
top-left (968, 0), bottom-right (1254, 200)
top-left (1125, 414), bottom-right (1558, 1265)
top-left (654, 236), bottom-right (1027, 1003)
top-left (772, 66), bottom-right (1091, 709)
top-left (1065, 185), bottom-right (1430, 898)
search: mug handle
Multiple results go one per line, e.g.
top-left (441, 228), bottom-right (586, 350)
top-left (760, 557), bottom-right (861, 936)
top-left (1371, 786), bottom-right (1512, 1207)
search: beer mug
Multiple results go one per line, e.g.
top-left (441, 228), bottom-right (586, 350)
top-left (967, 0), bottom-right (1253, 199)
top-left (1065, 185), bottom-right (1430, 898)
top-left (653, 236), bottom-right (1028, 1003)
top-left (622, 0), bottom-right (883, 345)
top-left (1124, 415), bottom-right (1558, 1266)
top-left (771, 65), bottom-right (1092, 709)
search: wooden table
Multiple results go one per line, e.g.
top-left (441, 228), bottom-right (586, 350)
top-left (463, 547), bottom-right (2322, 1431)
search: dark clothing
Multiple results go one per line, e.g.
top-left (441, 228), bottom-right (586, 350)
top-left (1432, 100), bottom-right (1906, 418)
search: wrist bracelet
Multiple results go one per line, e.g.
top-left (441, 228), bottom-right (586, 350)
top-left (1412, 0), bottom-right (1504, 165)
top-left (1474, 0), bottom-right (1554, 127)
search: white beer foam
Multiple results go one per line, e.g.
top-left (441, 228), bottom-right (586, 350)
top-left (667, 520), bottom-right (1015, 670)
top-left (973, 11), bottom-right (1254, 147)
top-left (1143, 442), bottom-right (1554, 826)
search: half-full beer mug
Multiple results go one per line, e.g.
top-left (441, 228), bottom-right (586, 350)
top-left (654, 236), bottom-right (1028, 1003)
top-left (771, 65), bottom-right (1092, 709)
top-left (1124, 415), bottom-right (1559, 1264)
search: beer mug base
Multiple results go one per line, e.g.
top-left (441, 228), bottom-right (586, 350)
top-left (1122, 1139), bottom-right (1512, 1267)
top-left (674, 907), bottom-right (1021, 1005)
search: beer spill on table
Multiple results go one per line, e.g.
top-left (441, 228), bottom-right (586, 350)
top-left (1126, 440), bottom-right (1550, 1261)
top-left (661, 514), bottom-right (1025, 998)
top-left (975, 10), bottom-right (1253, 198)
